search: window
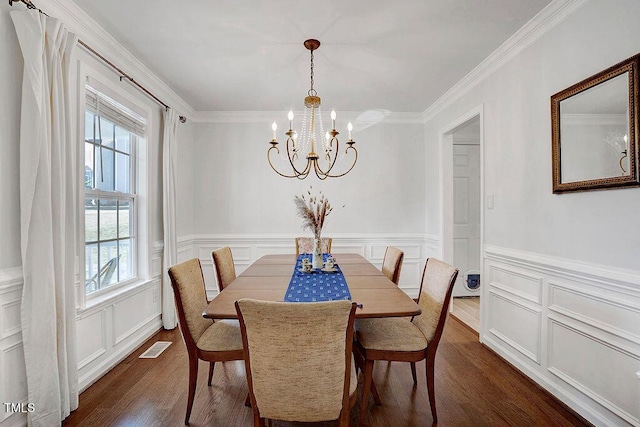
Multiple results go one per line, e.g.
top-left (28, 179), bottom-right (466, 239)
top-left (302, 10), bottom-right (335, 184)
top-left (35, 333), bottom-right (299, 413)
top-left (84, 86), bottom-right (146, 295)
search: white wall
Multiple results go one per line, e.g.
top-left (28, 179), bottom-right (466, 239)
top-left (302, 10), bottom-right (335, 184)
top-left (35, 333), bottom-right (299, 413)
top-left (191, 118), bottom-right (426, 235)
top-left (425, 1), bottom-right (640, 425)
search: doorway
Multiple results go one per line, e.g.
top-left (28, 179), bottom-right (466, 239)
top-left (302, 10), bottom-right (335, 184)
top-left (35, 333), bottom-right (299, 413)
top-left (440, 107), bottom-right (483, 335)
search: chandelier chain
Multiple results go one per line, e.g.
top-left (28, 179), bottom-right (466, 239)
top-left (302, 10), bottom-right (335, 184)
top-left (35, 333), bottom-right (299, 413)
top-left (308, 48), bottom-right (316, 96)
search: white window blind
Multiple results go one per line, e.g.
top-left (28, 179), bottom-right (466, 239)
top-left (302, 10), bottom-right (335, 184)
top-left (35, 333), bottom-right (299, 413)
top-left (86, 85), bottom-right (146, 137)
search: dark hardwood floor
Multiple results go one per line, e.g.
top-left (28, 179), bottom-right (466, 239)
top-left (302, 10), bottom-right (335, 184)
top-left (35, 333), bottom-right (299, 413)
top-left (63, 316), bottom-right (590, 426)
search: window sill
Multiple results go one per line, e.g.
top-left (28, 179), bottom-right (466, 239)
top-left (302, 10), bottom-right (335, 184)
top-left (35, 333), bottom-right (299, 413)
top-left (80, 278), bottom-right (154, 313)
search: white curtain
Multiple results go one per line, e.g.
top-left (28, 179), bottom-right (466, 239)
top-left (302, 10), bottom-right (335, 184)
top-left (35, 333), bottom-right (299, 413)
top-left (162, 109), bottom-right (179, 329)
top-left (11, 10), bottom-right (79, 426)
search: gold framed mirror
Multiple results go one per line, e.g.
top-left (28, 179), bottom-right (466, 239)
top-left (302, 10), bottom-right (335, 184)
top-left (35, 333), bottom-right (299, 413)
top-left (551, 54), bottom-right (639, 193)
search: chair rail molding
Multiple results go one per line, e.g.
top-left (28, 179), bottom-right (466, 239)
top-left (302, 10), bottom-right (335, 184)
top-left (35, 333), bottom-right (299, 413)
top-left (483, 244), bottom-right (640, 427)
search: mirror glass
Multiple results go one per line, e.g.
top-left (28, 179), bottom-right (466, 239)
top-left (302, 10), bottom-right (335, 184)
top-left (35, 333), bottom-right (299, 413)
top-left (551, 54), bottom-right (639, 193)
top-left (559, 73), bottom-right (630, 182)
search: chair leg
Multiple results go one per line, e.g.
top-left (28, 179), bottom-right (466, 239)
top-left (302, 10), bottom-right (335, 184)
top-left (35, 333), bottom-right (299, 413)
top-left (185, 355), bottom-right (199, 425)
top-left (426, 357), bottom-right (437, 423)
top-left (410, 361), bottom-right (417, 385)
top-left (337, 408), bottom-right (349, 427)
top-left (371, 379), bottom-right (381, 406)
top-left (207, 362), bottom-right (215, 386)
top-left (359, 359), bottom-right (375, 426)
top-left (253, 412), bottom-right (265, 427)
top-left (353, 346), bottom-right (364, 374)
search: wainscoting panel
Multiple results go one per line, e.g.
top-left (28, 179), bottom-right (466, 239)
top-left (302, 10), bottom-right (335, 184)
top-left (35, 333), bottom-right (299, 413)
top-left (331, 244), bottom-right (366, 257)
top-left (77, 279), bottom-right (162, 390)
top-left (487, 289), bottom-right (541, 363)
top-left (113, 281), bottom-right (161, 346)
top-left (549, 281), bottom-right (640, 344)
top-left (489, 264), bottom-right (543, 304)
top-left (255, 244), bottom-right (299, 257)
top-left (0, 284), bottom-right (21, 340)
top-left (182, 234), bottom-right (434, 299)
top-left (177, 238), bottom-right (194, 262)
top-left (1, 342), bottom-right (27, 421)
top-left (548, 319), bottom-right (640, 426)
top-left (76, 309), bottom-right (106, 369)
top-left (484, 245), bottom-right (640, 427)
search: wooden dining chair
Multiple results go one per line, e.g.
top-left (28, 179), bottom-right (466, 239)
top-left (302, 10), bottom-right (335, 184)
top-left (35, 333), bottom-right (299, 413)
top-left (355, 258), bottom-right (458, 425)
top-left (168, 258), bottom-right (244, 425)
top-left (295, 237), bottom-right (332, 256)
top-left (381, 246), bottom-right (404, 285)
top-left (235, 298), bottom-right (358, 427)
top-left (212, 246), bottom-right (236, 292)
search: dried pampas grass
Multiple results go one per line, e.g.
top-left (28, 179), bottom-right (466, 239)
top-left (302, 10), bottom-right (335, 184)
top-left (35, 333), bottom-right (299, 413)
top-left (294, 186), bottom-right (333, 238)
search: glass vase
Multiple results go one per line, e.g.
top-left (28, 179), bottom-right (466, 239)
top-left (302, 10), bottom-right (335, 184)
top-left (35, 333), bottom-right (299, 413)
top-left (312, 237), bottom-right (323, 269)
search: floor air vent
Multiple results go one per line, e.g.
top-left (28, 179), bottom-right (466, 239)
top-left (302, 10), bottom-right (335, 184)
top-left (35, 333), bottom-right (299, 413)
top-left (139, 341), bottom-right (172, 359)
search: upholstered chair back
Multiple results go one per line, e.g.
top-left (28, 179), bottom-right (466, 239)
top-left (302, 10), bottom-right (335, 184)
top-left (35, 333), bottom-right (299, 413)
top-left (381, 246), bottom-right (404, 285)
top-left (236, 299), bottom-right (356, 423)
top-left (168, 258), bottom-right (212, 347)
top-left (212, 247), bottom-right (236, 292)
top-left (412, 258), bottom-right (458, 343)
top-left (295, 237), bottom-right (332, 256)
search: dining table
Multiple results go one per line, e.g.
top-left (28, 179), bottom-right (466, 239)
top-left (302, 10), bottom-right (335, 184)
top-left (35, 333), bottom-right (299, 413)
top-left (203, 253), bottom-right (421, 319)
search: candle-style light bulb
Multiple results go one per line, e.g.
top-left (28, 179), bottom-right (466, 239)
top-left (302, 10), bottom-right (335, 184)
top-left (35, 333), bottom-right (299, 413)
top-left (288, 110), bottom-right (294, 129)
top-left (272, 121), bottom-right (277, 139)
top-left (347, 122), bottom-right (353, 140)
top-left (325, 131), bottom-right (330, 141)
top-left (331, 109), bottom-right (336, 129)
top-left (624, 134), bottom-right (628, 151)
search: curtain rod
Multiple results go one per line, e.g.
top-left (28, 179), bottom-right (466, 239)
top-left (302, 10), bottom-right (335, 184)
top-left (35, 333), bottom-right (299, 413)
top-left (9, 0), bottom-right (187, 124)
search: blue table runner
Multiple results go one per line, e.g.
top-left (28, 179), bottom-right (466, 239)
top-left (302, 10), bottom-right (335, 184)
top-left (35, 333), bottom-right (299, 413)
top-left (284, 254), bottom-right (352, 302)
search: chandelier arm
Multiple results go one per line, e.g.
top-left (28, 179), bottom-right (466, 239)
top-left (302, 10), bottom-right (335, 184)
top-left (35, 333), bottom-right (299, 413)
top-left (324, 145), bottom-right (358, 178)
top-left (316, 135), bottom-right (340, 176)
top-left (267, 145), bottom-right (305, 179)
top-left (296, 158), bottom-right (313, 180)
top-left (285, 135), bottom-right (310, 177)
top-left (312, 157), bottom-right (330, 180)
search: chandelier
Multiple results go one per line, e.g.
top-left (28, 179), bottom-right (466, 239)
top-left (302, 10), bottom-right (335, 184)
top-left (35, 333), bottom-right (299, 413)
top-left (267, 39), bottom-right (358, 180)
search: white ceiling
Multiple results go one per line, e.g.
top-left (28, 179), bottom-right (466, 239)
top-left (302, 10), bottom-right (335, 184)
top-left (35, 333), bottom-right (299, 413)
top-left (70, 0), bottom-right (552, 113)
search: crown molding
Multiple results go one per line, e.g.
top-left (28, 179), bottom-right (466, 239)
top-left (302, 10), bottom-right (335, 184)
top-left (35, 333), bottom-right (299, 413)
top-left (40, 0), bottom-right (195, 120)
top-left (191, 110), bottom-right (425, 124)
top-left (422, 0), bottom-right (590, 122)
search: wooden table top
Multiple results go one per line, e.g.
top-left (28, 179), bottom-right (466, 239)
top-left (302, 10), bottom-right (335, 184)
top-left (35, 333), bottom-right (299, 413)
top-left (203, 253), bottom-right (421, 319)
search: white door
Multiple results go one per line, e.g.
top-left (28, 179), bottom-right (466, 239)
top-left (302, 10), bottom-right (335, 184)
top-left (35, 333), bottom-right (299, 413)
top-left (452, 144), bottom-right (481, 297)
